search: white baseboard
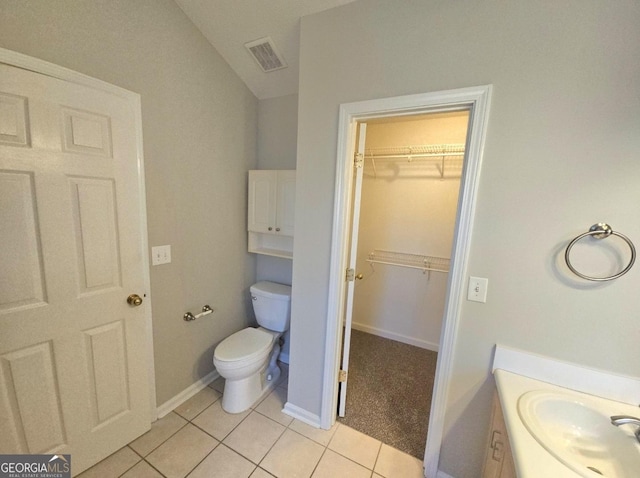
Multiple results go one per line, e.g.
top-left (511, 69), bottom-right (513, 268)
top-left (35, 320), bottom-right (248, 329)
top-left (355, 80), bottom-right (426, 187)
top-left (156, 369), bottom-right (220, 419)
top-left (351, 322), bottom-right (439, 352)
top-left (282, 402), bottom-right (321, 428)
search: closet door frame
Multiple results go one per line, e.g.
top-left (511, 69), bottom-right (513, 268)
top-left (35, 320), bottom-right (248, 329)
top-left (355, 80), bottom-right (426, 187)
top-left (322, 85), bottom-right (492, 478)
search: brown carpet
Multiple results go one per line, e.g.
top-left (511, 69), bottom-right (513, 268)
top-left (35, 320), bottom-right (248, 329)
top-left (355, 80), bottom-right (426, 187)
top-left (337, 329), bottom-right (438, 459)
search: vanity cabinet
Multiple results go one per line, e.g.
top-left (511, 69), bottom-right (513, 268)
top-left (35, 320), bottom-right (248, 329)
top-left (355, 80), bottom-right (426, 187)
top-left (248, 170), bottom-right (295, 258)
top-left (482, 392), bottom-right (517, 478)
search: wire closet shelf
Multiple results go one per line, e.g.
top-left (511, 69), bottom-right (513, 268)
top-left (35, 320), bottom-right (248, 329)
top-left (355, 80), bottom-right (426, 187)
top-left (363, 143), bottom-right (465, 178)
top-left (364, 143), bottom-right (465, 160)
top-left (367, 249), bottom-right (450, 274)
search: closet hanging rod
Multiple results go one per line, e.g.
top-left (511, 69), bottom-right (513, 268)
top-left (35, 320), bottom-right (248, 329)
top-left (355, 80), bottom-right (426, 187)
top-left (364, 143), bottom-right (465, 161)
top-left (365, 152), bottom-right (464, 161)
top-left (367, 249), bottom-right (450, 273)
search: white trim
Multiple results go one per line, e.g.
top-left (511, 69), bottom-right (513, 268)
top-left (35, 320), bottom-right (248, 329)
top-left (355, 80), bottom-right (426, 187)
top-left (0, 48), bottom-right (158, 419)
top-left (322, 85), bottom-right (492, 478)
top-left (351, 322), bottom-right (439, 352)
top-left (156, 370), bottom-right (220, 419)
top-left (282, 402), bottom-right (322, 428)
top-left (0, 48), bottom-right (139, 101)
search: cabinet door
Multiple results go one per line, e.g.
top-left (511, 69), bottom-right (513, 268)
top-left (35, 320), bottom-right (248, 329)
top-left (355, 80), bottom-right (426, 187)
top-left (248, 170), bottom-right (276, 233)
top-left (276, 170), bottom-right (296, 236)
top-left (482, 392), bottom-right (516, 478)
top-left (500, 450), bottom-right (517, 478)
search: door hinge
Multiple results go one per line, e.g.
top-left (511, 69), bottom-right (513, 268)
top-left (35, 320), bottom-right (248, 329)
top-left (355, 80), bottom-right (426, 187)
top-left (346, 268), bottom-right (355, 281)
top-left (338, 370), bottom-right (348, 382)
top-left (354, 152), bottom-right (364, 169)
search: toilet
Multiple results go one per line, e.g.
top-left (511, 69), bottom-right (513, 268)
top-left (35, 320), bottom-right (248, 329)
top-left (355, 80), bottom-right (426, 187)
top-left (213, 281), bottom-right (291, 413)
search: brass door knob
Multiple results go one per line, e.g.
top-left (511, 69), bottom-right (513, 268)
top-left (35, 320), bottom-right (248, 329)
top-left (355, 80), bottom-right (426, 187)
top-left (127, 294), bottom-right (143, 306)
top-left (355, 273), bottom-right (364, 280)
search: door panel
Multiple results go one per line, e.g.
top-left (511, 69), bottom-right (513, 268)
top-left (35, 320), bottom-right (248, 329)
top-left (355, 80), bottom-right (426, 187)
top-left (0, 92), bottom-right (29, 146)
top-left (62, 108), bottom-right (112, 157)
top-left (0, 61), bottom-right (150, 475)
top-left (0, 341), bottom-right (66, 453)
top-left (0, 171), bottom-right (46, 311)
top-left (84, 320), bottom-right (129, 427)
top-left (69, 177), bottom-right (121, 294)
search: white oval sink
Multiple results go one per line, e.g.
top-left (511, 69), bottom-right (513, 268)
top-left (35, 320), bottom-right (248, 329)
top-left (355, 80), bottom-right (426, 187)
top-left (517, 390), bottom-right (640, 477)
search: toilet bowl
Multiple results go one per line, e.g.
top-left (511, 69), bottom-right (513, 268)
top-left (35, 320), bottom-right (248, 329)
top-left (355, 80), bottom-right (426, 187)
top-left (213, 281), bottom-right (291, 413)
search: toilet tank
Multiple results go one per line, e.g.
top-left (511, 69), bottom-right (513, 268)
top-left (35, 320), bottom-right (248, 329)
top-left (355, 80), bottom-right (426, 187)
top-left (250, 281), bottom-right (291, 332)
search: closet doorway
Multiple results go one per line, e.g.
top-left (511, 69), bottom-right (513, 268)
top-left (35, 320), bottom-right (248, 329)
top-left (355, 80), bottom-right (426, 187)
top-left (338, 111), bottom-right (469, 459)
top-left (324, 86), bottom-right (491, 476)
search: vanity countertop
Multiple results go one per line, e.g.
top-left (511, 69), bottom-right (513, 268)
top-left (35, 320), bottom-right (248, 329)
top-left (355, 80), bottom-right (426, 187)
top-left (492, 345), bottom-right (640, 478)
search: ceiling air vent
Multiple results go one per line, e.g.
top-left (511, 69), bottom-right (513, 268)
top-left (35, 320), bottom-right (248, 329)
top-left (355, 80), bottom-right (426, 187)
top-left (245, 37), bottom-right (287, 73)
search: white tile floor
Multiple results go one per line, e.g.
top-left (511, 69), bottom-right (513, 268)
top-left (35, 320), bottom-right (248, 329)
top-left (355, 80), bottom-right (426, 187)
top-left (78, 366), bottom-right (423, 478)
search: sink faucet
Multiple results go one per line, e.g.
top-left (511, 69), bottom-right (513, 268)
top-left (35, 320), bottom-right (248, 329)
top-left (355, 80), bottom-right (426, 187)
top-left (611, 415), bottom-right (640, 443)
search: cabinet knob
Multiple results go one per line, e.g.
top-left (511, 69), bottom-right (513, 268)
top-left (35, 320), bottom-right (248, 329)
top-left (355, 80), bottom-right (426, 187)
top-left (276, 227), bottom-right (280, 232)
top-left (268, 226), bottom-right (273, 231)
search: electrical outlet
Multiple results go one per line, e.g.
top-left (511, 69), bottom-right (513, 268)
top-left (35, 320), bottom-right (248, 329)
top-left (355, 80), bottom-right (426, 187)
top-left (151, 245), bottom-right (171, 266)
top-left (467, 276), bottom-right (488, 303)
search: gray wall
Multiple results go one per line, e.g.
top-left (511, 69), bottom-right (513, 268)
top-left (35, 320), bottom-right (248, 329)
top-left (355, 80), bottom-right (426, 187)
top-left (0, 0), bottom-right (258, 405)
top-left (289, 1), bottom-right (640, 477)
top-left (255, 94), bottom-right (298, 360)
top-left (256, 95), bottom-right (298, 285)
top-left (255, 94), bottom-right (297, 286)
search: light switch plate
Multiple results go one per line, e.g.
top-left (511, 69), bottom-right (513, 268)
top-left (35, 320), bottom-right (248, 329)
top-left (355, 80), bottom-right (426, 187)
top-left (468, 276), bottom-right (488, 303)
top-left (151, 245), bottom-right (171, 266)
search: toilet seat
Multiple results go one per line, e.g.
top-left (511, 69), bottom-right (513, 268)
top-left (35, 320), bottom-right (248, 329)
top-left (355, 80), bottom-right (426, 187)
top-left (214, 327), bottom-right (273, 364)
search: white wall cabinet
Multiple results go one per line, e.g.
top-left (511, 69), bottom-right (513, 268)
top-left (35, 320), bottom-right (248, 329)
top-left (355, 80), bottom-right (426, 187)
top-left (248, 170), bottom-right (295, 258)
top-left (482, 392), bottom-right (517, 478)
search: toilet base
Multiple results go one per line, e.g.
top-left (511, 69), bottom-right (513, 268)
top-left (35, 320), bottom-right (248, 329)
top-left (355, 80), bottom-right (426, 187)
top-left (220, 347), bottom-right (282, 414)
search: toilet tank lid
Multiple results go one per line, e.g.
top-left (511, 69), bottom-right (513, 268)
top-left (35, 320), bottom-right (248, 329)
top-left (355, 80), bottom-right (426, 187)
top-left (250, 281), bottom-right (291, 299)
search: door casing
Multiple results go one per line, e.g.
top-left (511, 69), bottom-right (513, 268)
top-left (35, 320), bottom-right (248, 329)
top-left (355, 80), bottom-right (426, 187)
top-left (323, 85), bottom-right (492, 477)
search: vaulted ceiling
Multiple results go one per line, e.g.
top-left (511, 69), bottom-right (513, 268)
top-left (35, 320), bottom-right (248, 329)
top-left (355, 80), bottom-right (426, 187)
top-left (175, 0), bottom-right (357, 99)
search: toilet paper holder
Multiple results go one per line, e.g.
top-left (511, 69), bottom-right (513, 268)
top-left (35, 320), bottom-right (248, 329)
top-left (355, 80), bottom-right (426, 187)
top-left (184, 304), bottom-right (213, 321)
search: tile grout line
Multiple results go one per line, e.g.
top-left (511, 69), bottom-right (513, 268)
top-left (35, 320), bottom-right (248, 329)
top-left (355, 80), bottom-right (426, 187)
top-left (135, 417), bottom-right (190, 459)
top-left (308, 445), bottom-right (330, 477)
top-left (132, 394), bottom-right (222, 478)
top-left (114, 447), bottom-right (142, 478)
top-left (140, 458), bottom-right (168, 478)
top-left (179, 440), bottom-right (221, 478)
top-left (371, 441), bottom-right (383, 477)
top-left (97, 363), bottom-right (415, 478)
top-left (253, 418), bottom-right (288, 471)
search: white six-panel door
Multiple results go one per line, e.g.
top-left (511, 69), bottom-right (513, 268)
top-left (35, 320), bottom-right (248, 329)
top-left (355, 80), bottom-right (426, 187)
top-left (0, 60), bottom-right (151, 475)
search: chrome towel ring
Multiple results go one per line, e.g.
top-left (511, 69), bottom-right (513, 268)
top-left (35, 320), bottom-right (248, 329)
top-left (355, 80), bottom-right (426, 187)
top-left (565, 223), bottom-right (636, 281)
